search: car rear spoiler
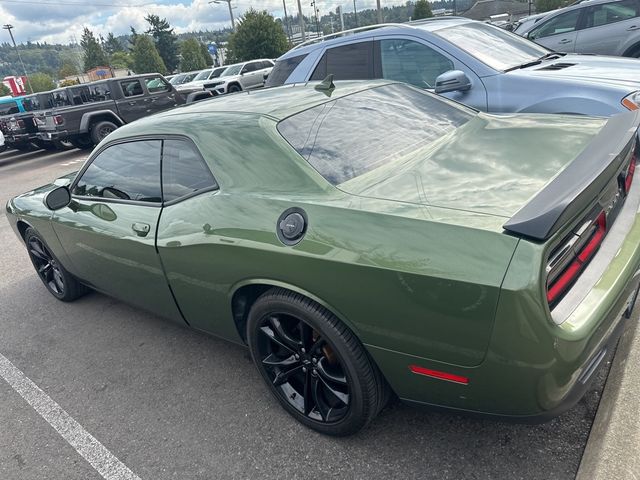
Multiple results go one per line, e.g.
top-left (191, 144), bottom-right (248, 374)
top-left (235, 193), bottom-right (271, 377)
top-left (503, 110), bottom-right (640, 241)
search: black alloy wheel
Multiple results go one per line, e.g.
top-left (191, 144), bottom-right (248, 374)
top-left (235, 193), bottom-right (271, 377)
top-left (258, 313), bottom-right (351, 423)
top-left (228, 84), bottom-right (241, 93)
top-left (24, 228), bottom-right (89, 302)
top-left (91, 121), bottom-right (117, 145)
top-left (247, 289), bottom-right (388, 436)
top-left (27, 234), bottom-right (65, 297)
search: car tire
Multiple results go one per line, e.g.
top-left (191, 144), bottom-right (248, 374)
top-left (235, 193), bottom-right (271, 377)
top-left (52, 140), bottom-right (73, 151)
top-left (90, 121), bottom-right (118, 145)
top-left (247, 288), bottom-right (389, 436)
top-left (70, 135), bottom-right (94, 150)
top-left (24, 228), bottom-right (89, 302)
top-left (228, 84), bottom-right (242, 93)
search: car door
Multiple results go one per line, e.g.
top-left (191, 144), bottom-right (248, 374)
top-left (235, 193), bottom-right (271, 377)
top-left (115, 79), bottom-right (148, 123)
top-left (528, 9), bottom-right (582, 52)
top-left (575, 0), bottom-right (640, 54)
top-left (240, 62), bottom-right (261, 88)
top-left (143, 76), bottom-right (177, 114)
top-left (52, 139), bottom-right (184, 324)
top-left (375, 36), bottom-right (488, 110)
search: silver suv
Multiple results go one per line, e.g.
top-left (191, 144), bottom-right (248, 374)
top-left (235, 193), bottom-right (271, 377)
top-left (519, 0), bottom-right (640, 56)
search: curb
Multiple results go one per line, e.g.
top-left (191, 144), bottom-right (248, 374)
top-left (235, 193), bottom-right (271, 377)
top-left (576, 311), bottom-right (640, 480)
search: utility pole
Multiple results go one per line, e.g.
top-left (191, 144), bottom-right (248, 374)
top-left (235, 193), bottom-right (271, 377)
top-left (282, 0), bottom-right (293, 43)
top-left (353, 0), bottom-right (358, 27)
top-left (337, 6), bottom-right (345, 30)
top-left (296, 0), bottom-right (306, 42)
top-left (209, 0), bottom-right (236, 32)
top-left (377, 0), bottom-right (382, 24)
top-left (310, 0), bottom-right (320, 37)
top-left (2, 24), bottom-right (33, 93)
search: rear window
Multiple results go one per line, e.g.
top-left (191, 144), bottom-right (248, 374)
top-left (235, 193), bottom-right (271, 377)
top-left (265, 54), bottom-right (307, 87)
top-left (277, 84), bottom-right (473, 185)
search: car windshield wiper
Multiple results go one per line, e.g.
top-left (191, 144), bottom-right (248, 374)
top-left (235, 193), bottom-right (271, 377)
top-left (504, 52), bottom-right (567, 72)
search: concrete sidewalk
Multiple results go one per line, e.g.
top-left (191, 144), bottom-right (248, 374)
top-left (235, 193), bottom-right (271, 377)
top-left (577, 310), bottom-right (640, 480)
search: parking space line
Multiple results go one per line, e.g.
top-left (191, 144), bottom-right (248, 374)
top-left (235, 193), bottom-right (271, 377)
top-left (0, 352), bottom-right (141, 480)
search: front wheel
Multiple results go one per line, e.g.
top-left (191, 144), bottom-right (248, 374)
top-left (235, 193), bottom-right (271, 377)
top-left (228, 84), bottom-right (242, 93)
top-left (90, 121), bottom-right (118, 145)
top-left (247, 288), bottom-right (389, 436)
top-left (25, 228), bottom-right (89, 302)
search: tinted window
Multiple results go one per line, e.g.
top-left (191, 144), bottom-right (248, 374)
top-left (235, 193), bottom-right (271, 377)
top-left (584, 0), bottom-right (638, 27)
top-left (435, 22), bottom-right (548, 70)
top-left (310, 41), bottom-right (374, 81)
top-left (162, 139), bottom-right (218, 202)
top-left (0, 102), bottom-right (19, 115)
top-left (48, 90), bottom-right (72, 108)
top-left (121, 79), bottom-right (144, 97)
top-left (531, 10), bottom-right (581, 38)
top-left (145, 76), bottom-right (171, 93)
top-left (278, 84), bottom-right (472, 185)
top-left (22, 95), bottom-right (41, 111)
top-left (380, 39), bottom-right (454, 89)
top-left (87, 83), bottom-right (112, 101)
top-left (242, 62), bottom-right (258, 73)
top-left (73, 140), bottom-right (162, 202)
top-left (265, 54), bottom-right (307, 87)
top-left (69, 86), bottom-right (90, 104)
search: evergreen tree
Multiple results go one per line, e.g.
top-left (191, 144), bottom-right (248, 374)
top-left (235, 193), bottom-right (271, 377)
top-left (145, 14), bottom-right (179, 73)
top-left (80, 27), bottom-right (108, 71)
top-left (28, 72), bottom-right (55, 93)
top-left (180, 38), bottom-right (208, 72)
top-left (104, 32), bottom-right (122, 55)
top-left (132, 34), bottom-right (166, 74)
top-left (199, 42), bottom-right (212, 67)
top-left (226, 10), bottom-right (288, 63)
top-left (413, 0), bottom-right (433, 19)
top-left (58, 61), bottom-right (78, 78)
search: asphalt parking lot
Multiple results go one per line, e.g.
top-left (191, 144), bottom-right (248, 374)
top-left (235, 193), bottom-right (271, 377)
top-left (0, 147), bottom-right (614, 480)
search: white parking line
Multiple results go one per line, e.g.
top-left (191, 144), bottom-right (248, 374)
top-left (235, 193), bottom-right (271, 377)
top-left (0, 353), bottom-right (141, 480)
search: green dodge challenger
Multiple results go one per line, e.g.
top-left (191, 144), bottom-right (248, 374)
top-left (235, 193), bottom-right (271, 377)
top-left (6, 81), bottom-right (640, 436)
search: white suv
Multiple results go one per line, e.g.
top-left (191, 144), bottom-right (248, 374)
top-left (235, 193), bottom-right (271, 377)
top-left (206, 59), bottom-right (274, 95)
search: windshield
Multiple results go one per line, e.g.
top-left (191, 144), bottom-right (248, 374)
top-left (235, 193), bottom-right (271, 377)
top-left (193, 69), bottom-right (213, 81)
top-left (277, 84), bottom-right (473, 186)
top-left (222, 64), bottom-right (242, 76)
top-left (435, 22), bottom-right (549, 71)
top-left (169, 74), bottom-right (186, 85)
top-left (210, 67), bottom-right (226, 78)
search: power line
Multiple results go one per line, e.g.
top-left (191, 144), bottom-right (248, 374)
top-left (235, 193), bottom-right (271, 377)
top-left (0, 0), bottom-right (154, 7)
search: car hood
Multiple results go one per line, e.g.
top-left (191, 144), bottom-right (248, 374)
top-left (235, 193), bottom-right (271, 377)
top-left (516, 54), bottom-right (640, 90)
top-left (339, 112), bottom-right (607, 218)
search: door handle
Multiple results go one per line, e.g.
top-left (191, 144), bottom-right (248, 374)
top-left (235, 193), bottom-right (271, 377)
top-left (132, 222), bottom-right (150, 237)
top-left (558, 38), bottom-right (573, 44)
top-left (627, 25), bottom-right (639, 31)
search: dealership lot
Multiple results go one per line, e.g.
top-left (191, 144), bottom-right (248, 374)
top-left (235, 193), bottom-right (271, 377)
top-left (0, 148), bottom-right (615, 479)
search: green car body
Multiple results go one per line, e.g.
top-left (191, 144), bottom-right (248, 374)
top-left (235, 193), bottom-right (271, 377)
top-left (6, 81), bottom-right (640, 427)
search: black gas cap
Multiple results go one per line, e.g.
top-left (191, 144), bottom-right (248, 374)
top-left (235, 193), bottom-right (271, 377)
top-left (277, 208), bottom-right (308, 245)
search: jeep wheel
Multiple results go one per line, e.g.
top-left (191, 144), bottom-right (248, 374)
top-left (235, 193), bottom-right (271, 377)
top-left (90, 121), bottom-right (118, 145)
top-left (228, 84), bottom-right (242, 93)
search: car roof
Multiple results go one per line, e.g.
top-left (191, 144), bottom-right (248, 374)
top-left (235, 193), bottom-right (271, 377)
top-left (540, 0), bottom-right (623, 16)
top-left (281, 17), bottom-right (475, 59)
top-left (112, 80), bottom-right (397, 135)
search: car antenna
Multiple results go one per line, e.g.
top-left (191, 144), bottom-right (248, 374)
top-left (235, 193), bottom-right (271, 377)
top-left (315, 74), bottom-right (335, 96)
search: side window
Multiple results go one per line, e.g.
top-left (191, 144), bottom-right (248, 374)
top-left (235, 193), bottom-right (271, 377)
top-left (310, 41), bottom-right (374, 81)
top-left (162, 139), bottom-right (218, 202)
top-left (145, 76), bottom-right (171, 93)
top-left (380, 39), bottom-right (454, 89)
top-left (0, 103), bottom-right (19, 115)
top-left (261, 60), bottom-right (274, 69)
top-left (265, 54), bottom-right (308, 87)
top-left (530, 10), bottom-right (581, 39)
top-left (584, 0), bottom-right (638, 28)
top-left (121, 79), bottom-right (144, 97)
top-left (242, 62), bottom-right (257, 74)
top-left (87, 83), bottom-right (112, 102)
top-left (73, 140), bottom-right (162, 203)
top-left (70, 86), bottom-right (90, 105)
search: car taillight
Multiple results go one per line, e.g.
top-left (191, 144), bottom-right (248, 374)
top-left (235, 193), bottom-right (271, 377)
top-left (546, 210), bottom-right (607, 308)
top-left (623, 154), bottom-right (636, 195)
top-left (54, 115), bottom-right (64, 126)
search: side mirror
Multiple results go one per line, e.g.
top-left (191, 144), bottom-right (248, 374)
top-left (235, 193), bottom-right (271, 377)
top-left (44, 186), bottom-right (71, 211)
top-left (434, 70), bottom-right (472, 94)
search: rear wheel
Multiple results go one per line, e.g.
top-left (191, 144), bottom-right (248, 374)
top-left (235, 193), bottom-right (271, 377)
top-left (70, 135), bottom-right (94, 150)
top-left (90, 121), bottom-right (118, 145)
top-left (25, 228), bottom-right (89, 302)
top-left (247, 288), bottom-right (388, 436)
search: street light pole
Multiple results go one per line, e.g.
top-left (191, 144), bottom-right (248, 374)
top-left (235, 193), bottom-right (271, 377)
top-left (296, 0), bottom-right (306, 42)
top-left (209, 0), bottom-right (236, 32)
top-left (353, 0), bottom-right (358, 27)
top-left (2, 24), bottom-right (33, 93)
top-left (282, 0), bottom-right (293, 43)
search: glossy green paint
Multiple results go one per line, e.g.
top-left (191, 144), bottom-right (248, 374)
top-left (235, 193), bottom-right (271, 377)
top-left (6, 81), bottom-right (640, 419)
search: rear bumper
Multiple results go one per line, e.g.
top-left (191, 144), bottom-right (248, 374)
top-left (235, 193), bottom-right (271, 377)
top-left (37, 130), bottom-right (68, 141)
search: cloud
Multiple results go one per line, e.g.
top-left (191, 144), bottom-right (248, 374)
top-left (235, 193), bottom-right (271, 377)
top-left (0, 0), bottom-right (408, 44)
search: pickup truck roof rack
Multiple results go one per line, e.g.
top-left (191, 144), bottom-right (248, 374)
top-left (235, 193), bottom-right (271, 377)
top-left (291, 17), bottom-right (467, 50)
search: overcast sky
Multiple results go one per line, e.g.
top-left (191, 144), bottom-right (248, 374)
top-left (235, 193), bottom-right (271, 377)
top-left (0, 0), bottom-right (404, 45)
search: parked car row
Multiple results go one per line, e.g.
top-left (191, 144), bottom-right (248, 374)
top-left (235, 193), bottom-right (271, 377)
top-left (0, 73), bottom-right (197, 153)
top-left (7, 17), bottom-right (640, 437)
top-left (175, 59), bottom-right (275, 94)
